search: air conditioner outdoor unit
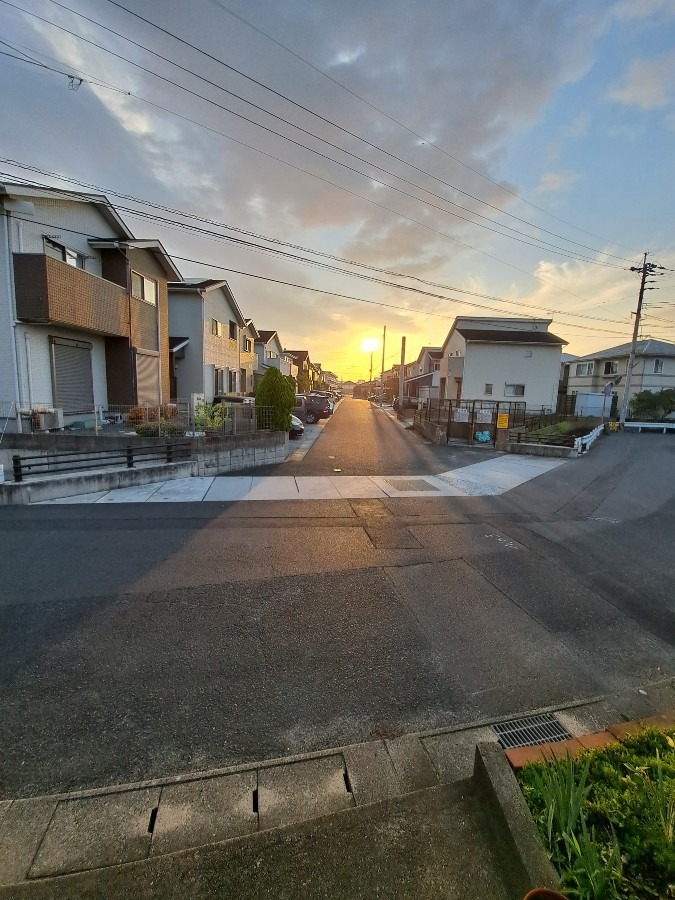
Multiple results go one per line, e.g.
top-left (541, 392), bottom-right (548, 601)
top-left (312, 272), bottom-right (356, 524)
top-left (38, 408), bottom-right (64, 431)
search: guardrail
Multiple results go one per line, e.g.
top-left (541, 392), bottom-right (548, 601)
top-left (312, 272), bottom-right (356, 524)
top-left (11, 441), bottom-right (192, 482)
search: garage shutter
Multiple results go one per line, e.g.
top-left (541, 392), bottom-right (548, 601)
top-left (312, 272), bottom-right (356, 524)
top-left (50, 337), bottom-right (94, 412)
top-left (136, 351), bottom-right (160, 404)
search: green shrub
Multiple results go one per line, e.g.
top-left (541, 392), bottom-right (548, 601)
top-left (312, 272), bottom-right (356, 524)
top-left (135, 420), bottom-right (185, 438)
top-left (255, 367), bottom-right (295, 432)
top-left (517, 728), bottom-right (675, 899)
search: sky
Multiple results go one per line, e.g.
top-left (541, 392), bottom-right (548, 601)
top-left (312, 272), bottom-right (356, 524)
top-left (1, 0), bottom-right (674, 381)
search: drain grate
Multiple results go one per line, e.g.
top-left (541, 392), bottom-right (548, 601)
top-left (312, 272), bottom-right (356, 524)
top-left (493, 713), bottom-right (572, 749)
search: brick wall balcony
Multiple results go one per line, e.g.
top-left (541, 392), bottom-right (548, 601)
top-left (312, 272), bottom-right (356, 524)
top-left (14, 254), bottom-right (130, 337)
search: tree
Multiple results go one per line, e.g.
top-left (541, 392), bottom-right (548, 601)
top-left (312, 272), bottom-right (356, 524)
top-left (255, 366), bottom-right (295, 431)
top-left (629, 388), bottom-right (675, 421)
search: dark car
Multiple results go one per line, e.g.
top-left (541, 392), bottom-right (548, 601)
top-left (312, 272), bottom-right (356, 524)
top-left (289, 415), bottom-right (304, 439)
top-left (293, 394), bottom-right (331, 424)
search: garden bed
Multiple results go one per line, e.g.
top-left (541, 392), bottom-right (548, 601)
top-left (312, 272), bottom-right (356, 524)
top-left (516, 727), bottom-right (675, 898)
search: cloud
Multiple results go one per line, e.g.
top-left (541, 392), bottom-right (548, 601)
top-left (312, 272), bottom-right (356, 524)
top-left (608, 51), bottom-right (675, 109)
top-left (612, 0), bottom-right (675, 21)
top-left (536, 171), bottom-right (581, 193)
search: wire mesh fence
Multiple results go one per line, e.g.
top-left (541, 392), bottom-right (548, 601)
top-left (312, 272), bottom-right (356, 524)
top-left (0, 400), bottom-right (275, 439)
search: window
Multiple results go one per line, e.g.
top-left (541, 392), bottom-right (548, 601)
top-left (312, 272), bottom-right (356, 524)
top-left (131, 271), bottom-right (158, 305)
top-left (211, 319), bottom-right (219, 336)
top-left (603, 361), bottom-right (618, 376)
top-left (228, 370), bottom-right (237, 392)
top-left (268, 351), bottom-right (278, 360)
top-left (215, 368), bottom-right (225, 395)
top-left (243, 337), bottom-right (252, 353)
top-left (433, 362), bottom-right (440, 371)
top-left (44, 238), bottom-right (84, 269)
top-left (229, 320), bottom-right (237, 340)
top-left (654, 359), bottom-right (664, 374)
top-left (485, 383), bottom-right (493, 395)
top-left (575, 362), bottom-right (593, 377)
top-left (504, 383), bottom-right (525, 397)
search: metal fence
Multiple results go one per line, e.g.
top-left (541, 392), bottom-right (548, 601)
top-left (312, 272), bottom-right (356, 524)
top-left (0, 400), bottom-right (275, 439)
top-left (414, 399), bottom-right (529, 446)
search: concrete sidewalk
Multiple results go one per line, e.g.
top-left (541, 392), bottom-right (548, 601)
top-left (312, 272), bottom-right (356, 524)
top-left (36, 455), bottom-right (566, 503)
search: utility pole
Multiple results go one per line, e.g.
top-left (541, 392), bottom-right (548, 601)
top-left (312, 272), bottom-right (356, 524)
top-left (380, 325), bottom-right (386, 406)
top-left (398, 336), bottom-right (406, 416)
top-left (619, 252), bottom-right (659, 426)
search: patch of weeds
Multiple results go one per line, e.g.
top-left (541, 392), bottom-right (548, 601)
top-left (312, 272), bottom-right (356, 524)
top-left (517, 728), bottom-right (675, 898)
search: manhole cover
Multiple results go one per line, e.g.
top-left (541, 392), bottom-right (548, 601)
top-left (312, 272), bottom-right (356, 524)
top-left (492, 713), bottom-right (572, 749)
top-left (383, 478), bottom-right (439, 492)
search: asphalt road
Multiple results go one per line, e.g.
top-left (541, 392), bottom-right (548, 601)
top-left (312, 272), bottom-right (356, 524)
top-left (1, 408), bottom-right (674, 798)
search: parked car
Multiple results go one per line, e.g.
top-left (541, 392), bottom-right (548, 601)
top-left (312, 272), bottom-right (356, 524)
top-left (289, 415), bottom-right (304, 439)
top-left (294, 394), bottom-right (331, 424)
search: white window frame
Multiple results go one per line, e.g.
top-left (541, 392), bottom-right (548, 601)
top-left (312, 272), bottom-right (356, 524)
top-left (484, 383), bottom-right (493, 395)
top-left (44, 237), bottom-right (85, 269)
top-left (229, 320), bottom-right (237, 341)
top-left (575, 362), bottom-right (593, 377)
top-left (504, 383), bottom-right (525, 397)
top-left (603, 361), bottom-right (618, 376)
top-left (654, 358), bottom-right (664, 374)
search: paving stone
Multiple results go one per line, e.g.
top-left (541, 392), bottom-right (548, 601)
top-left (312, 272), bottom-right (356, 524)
top-left (0, 798), bottom-right (57, 885)
top-left (385, 735), bottom-right (438, 792)
top-left (422, 727), bottom-right (496, 783)
top-left (365, 526), bottom-right (422, 549)
top-left (258, 756), bottom-right (353, 830)
top-left (577, 731), bottom-right (619, 751)
top-left (342, 741), bottom-right (403, 805)
top-left (29, 788), bottom-right (160, 878)
top-left (505, 738), bottom-right (584, 770)
top-left (151, 772), bottom-right (258, 855)
top-left (555, 700), bottom-right (623, 738)
top-left (0, 801), bottom-right (11, 827)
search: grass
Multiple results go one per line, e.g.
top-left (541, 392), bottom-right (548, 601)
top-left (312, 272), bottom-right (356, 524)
top-left (517, 728), bottom-right (675, 899)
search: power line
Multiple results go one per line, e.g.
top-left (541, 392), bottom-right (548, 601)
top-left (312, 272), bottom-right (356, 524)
top-left (204, 0), bottom-right (639, 254)
top-left (0, 165), bottom-right (640, 334)
top-left (7, 0), bottom-right (628, 270)
top-left (0, 37), bottom-right (636, 314)
top-left (98, 0), bottom-right (633, 263)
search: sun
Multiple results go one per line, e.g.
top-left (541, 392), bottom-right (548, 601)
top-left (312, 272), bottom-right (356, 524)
top-left (360, 338), bottom-right (378, 353)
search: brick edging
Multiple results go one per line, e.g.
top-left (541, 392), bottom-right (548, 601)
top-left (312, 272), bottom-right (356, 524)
top-left (505, 710), bottom-right (675, 769)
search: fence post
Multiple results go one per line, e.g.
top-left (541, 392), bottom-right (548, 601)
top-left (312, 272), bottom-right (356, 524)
top-left (126, 447), bottom-right (134, 469)
top-left (166, 442), bottom-right (173, 463)
top-left (12, 454), bottom-right (22, 482)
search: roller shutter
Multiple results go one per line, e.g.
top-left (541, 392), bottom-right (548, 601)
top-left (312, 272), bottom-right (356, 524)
top-left (136, 350), bottom-right (160, 404)
top-left (50, 337), bottom-right (94, 412)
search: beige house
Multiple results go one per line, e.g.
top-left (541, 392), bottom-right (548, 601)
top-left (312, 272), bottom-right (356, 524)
top-left (439, 317), bottom-right (567, 410)
top-left (567, 338), bottom-right (675, 410)
top-left (168, 279), bottom-right (247, 402)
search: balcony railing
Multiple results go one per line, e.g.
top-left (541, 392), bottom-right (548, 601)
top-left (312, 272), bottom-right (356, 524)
top-left (14, 254), bottom-right (130, 337)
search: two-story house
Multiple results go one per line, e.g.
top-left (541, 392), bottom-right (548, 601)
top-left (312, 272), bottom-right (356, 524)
top-left (285, 350), bottom-right (315, 392)
top-left (403, 347), bottom-right (442, 398)
top-left (439, 317), bottom-right (567, 410)
top-left (167, 278), bottom-right (247, 402)
top-left (566, 339), bottom-right (675, 412)
top-left (0, 182), bottom-right (180, 426)
top-left (254, 331), bottom-right (297, 385)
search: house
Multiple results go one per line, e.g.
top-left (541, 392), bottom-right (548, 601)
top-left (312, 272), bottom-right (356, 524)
top-left (254, 331), bottom-right (297, 385)
top-left (341, 380), bottom-right (356, 395)
top-left (167, 278), bottom-right (247, 402)
top-left (240, 319), bottom-right (259, 395)
top-left (0, 182), bottom-right (180, 426)
top-left (285, 350), bottom-right (316, 392)
top-left (322, 370), bottom-right (339, 391)
top-left (403, 347), bottom-right (442, 398)
top-left (566, 339), bottom-right (675, 412)
top-left (557, 352), bottom-right (578, 413)
top-left (438, 317), bottom-right (567, 410)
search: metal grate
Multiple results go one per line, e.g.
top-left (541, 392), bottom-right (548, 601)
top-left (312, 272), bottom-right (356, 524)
top-left (493, 713), bottom-right (572, 749)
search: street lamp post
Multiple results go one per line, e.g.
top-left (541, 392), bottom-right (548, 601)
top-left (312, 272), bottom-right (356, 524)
top-left (360, 338), bottom-right (379, 399)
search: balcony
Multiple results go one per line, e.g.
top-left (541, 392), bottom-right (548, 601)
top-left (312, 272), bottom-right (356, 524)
top-left (14, 254), bottom-right (130, 337)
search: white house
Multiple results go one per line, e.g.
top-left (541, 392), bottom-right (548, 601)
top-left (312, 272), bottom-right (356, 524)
top-left (566, 338), bottom-right (675, 411)
top-left (439, 317), bottom-right (567, 410)
top-left (254, 331), bottom-right (296, 383)
top-left (168, 278), bottom-right (247, 402)
top-left (0, 182), bottom-right (180, 427)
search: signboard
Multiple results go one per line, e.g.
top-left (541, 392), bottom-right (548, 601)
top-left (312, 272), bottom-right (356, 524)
top-left (475, 409), bottom-right (492, 424)
top-left (497, 413), bottom-right (509, 429)
top-left (453, 408), bottom-right (469, 422)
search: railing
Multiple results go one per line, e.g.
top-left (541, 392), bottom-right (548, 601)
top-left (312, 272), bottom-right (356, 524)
top-left (0, 401), bottom-right (275, 439)
top-left (12, 441), bottom-right (192, 482)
